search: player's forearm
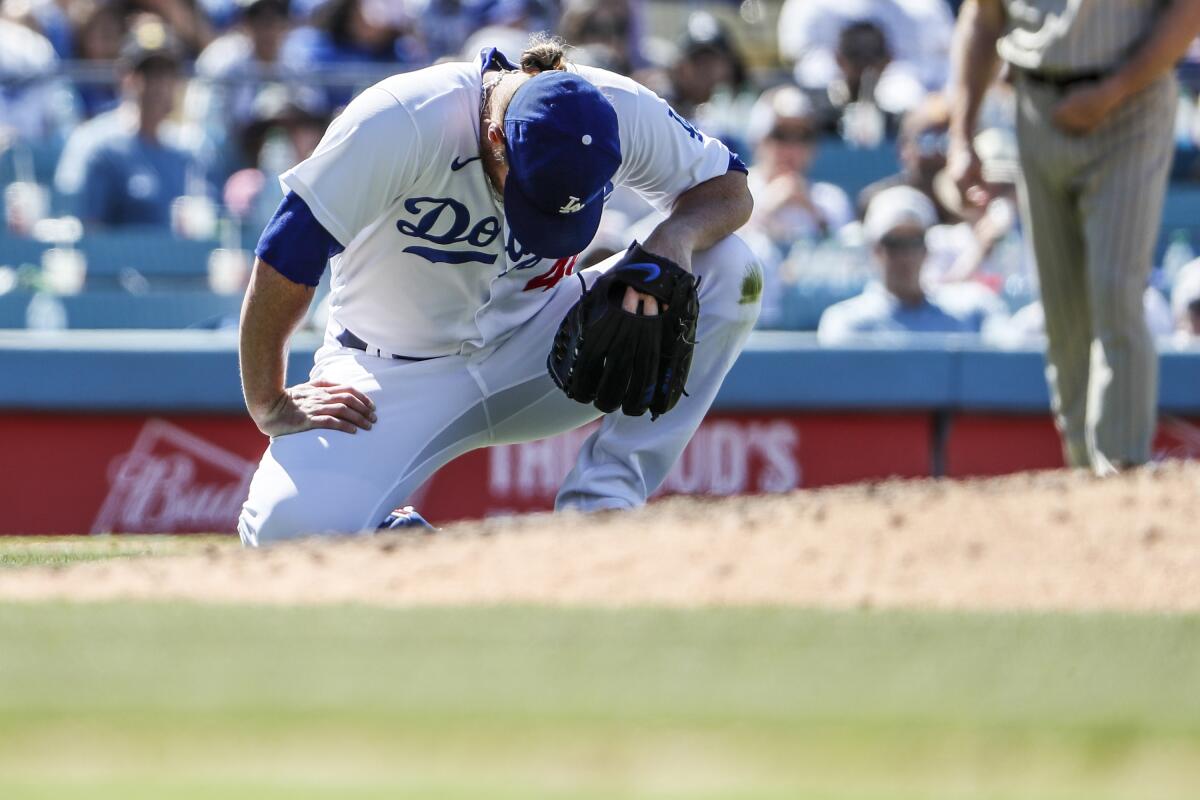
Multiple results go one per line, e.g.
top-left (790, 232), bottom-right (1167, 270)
top-left (949, 0), bottom-right (1006, 148)
top-left (1106, 0), bottom-right (1200, 103)
top-left (239, 258), bottom-right (315, 420)
top-left (644, 170), bottom-right (753, 268)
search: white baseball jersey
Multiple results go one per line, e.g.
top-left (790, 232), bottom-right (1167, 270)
top-left (280, 51), bottom-right (734, 358)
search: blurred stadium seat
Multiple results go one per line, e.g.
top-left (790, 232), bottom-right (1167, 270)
top-left (77, 230), bottom-right (218, 289)
top-left (0, 233), bottom-right (46, 269)
top-left (0, 290), bottom-right (243, 329)
top-left (807, 140), bottom-right (901, 200)
top-left (1158, 185), bottom-right (1200, 259)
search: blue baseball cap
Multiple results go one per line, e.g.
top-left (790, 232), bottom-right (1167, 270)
top-left (503, 70), bottom-right (622, 259)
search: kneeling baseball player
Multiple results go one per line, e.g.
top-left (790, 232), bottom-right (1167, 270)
top-left (237, 37), bottom-right (762, 545)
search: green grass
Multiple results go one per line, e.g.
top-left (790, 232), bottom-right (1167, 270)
top-left (0, 535), bottom-right (234, 568)
top-left (0, 603), bottom-right (1199, 799)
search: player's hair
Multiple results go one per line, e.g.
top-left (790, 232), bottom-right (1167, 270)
top-left (521, 34), bottom-right (568, 73)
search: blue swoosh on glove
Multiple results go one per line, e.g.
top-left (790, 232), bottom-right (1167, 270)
top-left (620, 262), bottom-right (660, 282)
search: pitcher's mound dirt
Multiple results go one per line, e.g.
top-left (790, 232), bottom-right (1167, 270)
top-left (3, 462), bottom-right (1198, 611)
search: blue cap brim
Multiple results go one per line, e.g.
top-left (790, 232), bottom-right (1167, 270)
top-left (504, 178), bottom-right (604, 260)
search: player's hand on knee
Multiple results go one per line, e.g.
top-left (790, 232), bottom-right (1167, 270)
top-left (255, 380), bottom-right (377, 437)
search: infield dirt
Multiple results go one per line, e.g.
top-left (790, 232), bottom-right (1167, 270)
top-left (1, 461), bottom-right (1197, 610)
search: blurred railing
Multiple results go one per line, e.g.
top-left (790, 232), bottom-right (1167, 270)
top-left (24, 59), bottom-right (407, 94)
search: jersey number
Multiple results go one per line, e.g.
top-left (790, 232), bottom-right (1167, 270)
top-left (523, 256), bottom-right (578, 292)
top-left (668, 108), bottom-right (703, 142)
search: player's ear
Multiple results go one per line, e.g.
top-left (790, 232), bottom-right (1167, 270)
top-left (486, 121), bottom-right (505, 146)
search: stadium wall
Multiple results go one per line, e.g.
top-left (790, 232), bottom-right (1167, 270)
top-left (3, 331), bottom-right (1198, 535)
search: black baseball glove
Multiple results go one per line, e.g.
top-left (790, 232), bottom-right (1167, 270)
top-left (548, 241), bottom-right (699, 419)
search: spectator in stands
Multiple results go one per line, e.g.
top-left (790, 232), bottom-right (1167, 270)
top-left (829, 19), bottom-right (895, 143)
top-left (72, 18), bottom-right (208, 228)
top-left (460, 25), bottom-right (529, 68)
top-left (459, 0), bottom-right (558, 67)
top-left (6, 0), bottom-right (70, 57)
top-left (818, 185), bottom-right (1004, 343)
top-left (598, 13), bottom-right (751, 235)
top-left (194, 0), bottom-right (241, 30)
top-left (777, 0), bottom-right (953, 140)
top-left (1172, 258), bottom-right (1200, 341)
top-left (740, 85), bottom-right (853, 329)
top-left (222, 82), bottom-right (329, 232)
top-left (779, 0), bottom-right (953, 91)
top-left (558, 0), bottom-right (643, 75)
top-left (73, 1), bottom-right (126, 117)
top-left (287, 0), bottom-right (328, 20)
top-left (474, 0), bottom-right (556, 39)
top-left (858, 92), bottom-right (956, 223)
top-left (117, 0), bottom-right (215, 56)
top-left (414, 0), bottom-right (488, 63)
top-left (187, 0), bottom-right (294, 177)
top-left (0, 15), bottom-right (76, 151)
top-left (636, 12), bottom-right (747, 127)
top-left (281, 0), bottom-right (418, 107)
top-left (745, 85), bottom-right (853, 247)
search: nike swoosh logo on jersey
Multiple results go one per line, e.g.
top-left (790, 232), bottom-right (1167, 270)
top-left (450, 155), bottom-right (481, 171)
top-left (620, 262), bottom-right (661, 283)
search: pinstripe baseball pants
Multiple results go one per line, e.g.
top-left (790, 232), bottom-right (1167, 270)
top-left (1014, 73), bottom-right (1176, 472)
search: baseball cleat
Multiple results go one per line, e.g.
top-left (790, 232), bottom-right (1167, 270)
top-left (379, 506), bottom-right (436, 532)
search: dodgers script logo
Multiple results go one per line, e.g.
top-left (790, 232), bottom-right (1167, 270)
top-left (395, 195), bottom-right (565, 276)
top-left (396, 196), bottom-right (502, 265)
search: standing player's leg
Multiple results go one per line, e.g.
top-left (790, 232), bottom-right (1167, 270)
top-left (477, 235), bottom-right (762, 509)
top-left (238, 348), bottom-right (490, 546)
top-left (1015, 81), bottom-right (1092, 467)
top-left (1077, 75), bottom-right (1176, 472)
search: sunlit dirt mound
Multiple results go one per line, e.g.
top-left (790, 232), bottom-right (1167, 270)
top-left (3, 462), bottom-right (1198, 610)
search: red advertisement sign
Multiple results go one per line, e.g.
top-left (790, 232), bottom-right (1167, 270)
top-left (423, 413), bottom-right (932, 522)
top-left (91, 419), bottom-right (256, 534)
top-left (944, 414), bottom-right (1200, 476)
top-left (0, 412), bottom-right (931, 535)
top-left (2, 415), bottom-right (263, 536)
top-left (5, 411), bottom-right (1196, 535)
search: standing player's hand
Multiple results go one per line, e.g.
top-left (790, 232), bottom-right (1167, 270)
top-left (947, 139), bottom-right (991, 211)
top-left (1053, 82), bottom-right (1123, 136)
top-left (253, 380), bottom-right (377, 437)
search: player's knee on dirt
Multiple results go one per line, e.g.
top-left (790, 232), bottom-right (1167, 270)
top-left (239, 476), bottom-right (383, 547)
top-left (239, 494), bottom-right (320, 547)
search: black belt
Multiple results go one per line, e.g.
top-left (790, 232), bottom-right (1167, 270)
top-left (335, 329), bottom-right (432, 361)
top-left (1017, 67), bottom-right (1108, 90)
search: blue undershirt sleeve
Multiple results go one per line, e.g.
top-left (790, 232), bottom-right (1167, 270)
top-left (727, 152), bottom-right (748, 175)
top-left (255, 191), bottom-right (345, 287)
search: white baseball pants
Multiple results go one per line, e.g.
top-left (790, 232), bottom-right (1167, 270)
top-left (238, 235), bottom-right (762, 545)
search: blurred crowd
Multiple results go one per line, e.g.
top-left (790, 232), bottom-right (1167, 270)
top-left (1, 0), bottom-right (1199, 342)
